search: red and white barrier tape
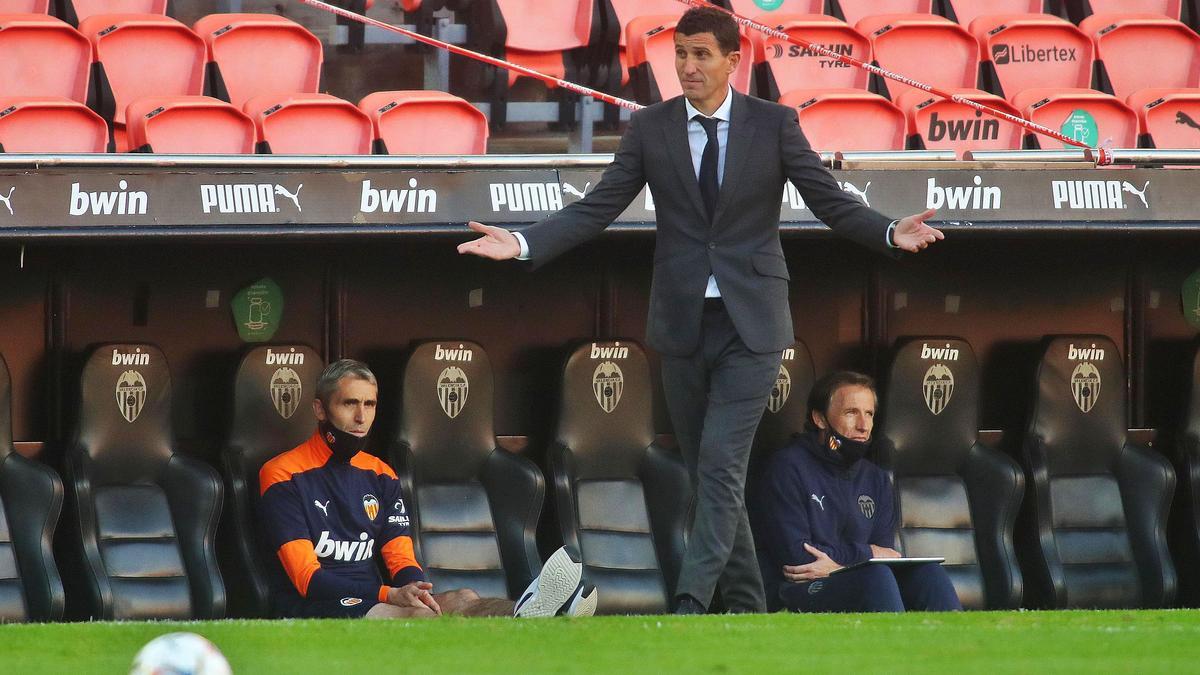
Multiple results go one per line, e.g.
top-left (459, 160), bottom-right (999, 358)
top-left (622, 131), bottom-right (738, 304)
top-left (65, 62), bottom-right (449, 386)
top-left (676, 0), bottom-right (1111, 165)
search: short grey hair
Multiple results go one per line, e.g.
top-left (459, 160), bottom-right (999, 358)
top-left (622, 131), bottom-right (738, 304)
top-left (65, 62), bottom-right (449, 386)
top-left (316, 359), bottom-right (377, 403)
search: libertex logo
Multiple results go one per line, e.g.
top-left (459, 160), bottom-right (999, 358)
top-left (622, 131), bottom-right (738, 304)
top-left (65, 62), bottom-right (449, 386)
top-left (992, 42), bottom-right (1078, 65)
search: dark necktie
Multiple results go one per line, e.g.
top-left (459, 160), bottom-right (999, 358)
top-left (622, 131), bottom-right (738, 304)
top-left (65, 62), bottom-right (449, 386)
top-left (696, 115), bottom-right (720, 222)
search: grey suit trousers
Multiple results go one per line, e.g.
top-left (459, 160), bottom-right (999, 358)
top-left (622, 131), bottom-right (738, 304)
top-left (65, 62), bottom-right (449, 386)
top-left (662, 299), bottom-right (783, 612)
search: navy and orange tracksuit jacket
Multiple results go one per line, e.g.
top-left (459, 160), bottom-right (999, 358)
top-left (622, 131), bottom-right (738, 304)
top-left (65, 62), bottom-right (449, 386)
top-left (258, 432), bottom-right (424, 607)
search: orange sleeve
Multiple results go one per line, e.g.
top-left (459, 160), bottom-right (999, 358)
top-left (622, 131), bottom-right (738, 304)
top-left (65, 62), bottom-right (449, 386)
top-left (277, 539), bottom-right (322, 597)
top-left (378, 586), bottom-right (390, 604)
top-left (381, 536), bottom-right (421, 578)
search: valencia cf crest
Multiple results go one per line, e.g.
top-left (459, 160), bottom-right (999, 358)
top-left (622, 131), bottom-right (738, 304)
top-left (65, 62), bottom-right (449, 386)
top-left (270, 367), bottom-right (302, 419)
top-left (1071, 362), bottom-right (1101, 413)
top-left (922, 364), bottom-right (955, 416)
top-left (362, 494), bottom-right (380, 521)
top-left (437, 366), bottom-right (469, 419)
top-left (858, 495), bottom-right (876, 519)
top-left (592, 361), bottom-right (624, 413)
top-left (767, 365), bottom-right (792, 414)
top-left (115, 370), bottom-right (147, 423)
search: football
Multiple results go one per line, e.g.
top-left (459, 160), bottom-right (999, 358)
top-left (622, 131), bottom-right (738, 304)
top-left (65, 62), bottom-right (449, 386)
top-left (129, 632), bottom-right (232, 675)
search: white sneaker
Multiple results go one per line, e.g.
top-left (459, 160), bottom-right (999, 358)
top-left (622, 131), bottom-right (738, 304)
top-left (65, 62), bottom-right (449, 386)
top-left (513, 546), bottom-right (596, 618)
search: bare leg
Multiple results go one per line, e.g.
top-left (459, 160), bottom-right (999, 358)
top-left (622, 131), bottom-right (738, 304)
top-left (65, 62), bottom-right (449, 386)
top-left (365, 603), bottom-right (438, 619)
top-left (436, 589), bottom-right (516, 617)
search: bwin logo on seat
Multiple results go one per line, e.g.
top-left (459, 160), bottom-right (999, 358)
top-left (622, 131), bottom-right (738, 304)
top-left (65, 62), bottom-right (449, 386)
top-left (925, 175), bottom-right (1002, 211)
top-left (265, 347), bottom-right (305, 365)
top-left (111, 348), bottom-right (151, 366)
top-left (922, 364), bottom-right (955, 416)
top-left (1068, 343), bottom-right (1105, 361)
top-left (434, 344), bottom-right (473, 362)
top-left (1071, 362), bottom-right (1102, 413)
top-left (437, 366), bottom-right (469, 419)
top-left (270, 367), bottom-right (302, 419)
top-left (69, 180), bottom-right (149, 216)
top-left (589, 342), bottom-right (629, 360)
top-left (920, 343), bottom-right (960, 361)
top-left (767, 364), bottom-right (792, 414)
top-left (489, 182), bottom-right (564, 213)
top-left (592, 361), bottom-right (624, 413)
top-left (115, 370), bottom-right (147, 423)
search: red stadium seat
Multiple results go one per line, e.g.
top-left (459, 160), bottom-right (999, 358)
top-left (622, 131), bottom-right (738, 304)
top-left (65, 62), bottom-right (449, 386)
top-left (0, 0), bottom-right (49, 12)
top-left (0, 14), bottom-right (90, 102)
top-left (751, 14), bottom-right (871, 101)
top-left (627, 14), bottom-right (754, 104)
top-left (605, 0), bottom-right (688, 87)
top-left (1125, 88), bottom-right (1200, 148)
top-left (726, 0), bottom-right (823, 17)
top-left (78, 14), bottom-right (205, 134)
top-left (358, 90), bottom-right (489, 155)
top-left (1065, 0), bottom-right (1182, 23)
top-left (244, 93), bottom-right (373, 155)
top-left (971, 14), bottom-right (1093, 100)
top-left (1011, 87), bottom-right (1137, 149)
top-left (897, 87), bottom-right (1023, 155)
top-left (780, 88), bottom-right (906, 151)
top-left (1080, 13), bottom-right (1200, 100)
top-left (942, 0), bottom-right (1047, 28)
top-left (56, 0), bottom-right (168, 26)
top-left (833, 0), bottom-right (933, 27)
top-left (856, 14), bottom-right (980, 100)
top-left (193, 14), bottom-right (322, 110)
top-left (125, 95), bottom-right (255, 153)
top-left (484, 1), bottom-right (600, 87)
top-left (0, 97), bottom-right (107, 152)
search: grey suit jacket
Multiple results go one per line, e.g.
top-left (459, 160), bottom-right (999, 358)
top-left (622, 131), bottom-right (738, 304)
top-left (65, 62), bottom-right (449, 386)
top-left (522, 91), bottom-right (895, 357)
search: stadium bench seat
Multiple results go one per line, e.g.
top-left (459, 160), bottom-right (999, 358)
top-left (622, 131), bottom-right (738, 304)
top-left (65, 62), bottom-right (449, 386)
top-left (971, 14), bottom-right (1093, 101)
top-left (897, 87), bottom-right (1023, 155)
top-left (387, 341), bottom-right (545, 601)
top-left (941, 0), bottom-right (1049, 28)
top-left (1171, 343), bottom-right (1200, 606)
top-left (467, 0), bottom-right (605, 127)
top-left (780, 88), bottom-right (906, 151)
top-left (244, 93), bottom-right (373, 155)
top-left (0, 0), bottom-right (48, 12)
top-left (1011, 87), bottom-right (1137, 149)
top-left (1017, 335), bottom-right (1176, 609)
top-left (832, 0), bottom-right (933, 27)
top-left (359, 90), bottom-right (489, 155)
top-left (0, 97), bottom-right (107, 152)
top-left (627, 14), bottom-right (754, 104)
top-left (601, 0), bottom-right (688, 90)
top-left (220, 345), bottom-right (322, 618)
top-left (751, 14), bottom-right (871, 102)
top-left (876, 338), bottom-right (1025, 610)
top-left (751, 340), bottom-right (815, 460)
top-left (78, 14), bottom-right (205, 152)
top-left (1081, 13), bottom-right (1200, 100)
top-left (0, 353), bottom-right (65, 622)
top-left (727, 0), bottom-right (823, 18)
top-left (1126, 87), bottom-right (1200, 148)
top-left (549, 340), bottom-right (690, 614)
top-left (0, 14), bottom-right (90, 103)
top-left (855, 14), bottom-right (980, 101)
top-left (125, 95), bottom-right (255, 154)
top-left (1064, 0), bottom-right (1183, 23)
top-left (193, 13), bottom-right (322, 110)
top-left (64, 343), bottom-right (225, 620)
top-left (55, 0), bottom-right (169, 27)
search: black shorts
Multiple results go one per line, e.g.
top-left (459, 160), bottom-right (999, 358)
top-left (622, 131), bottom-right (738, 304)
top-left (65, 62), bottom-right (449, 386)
top-left (274, 595), bottom-right (380, 619)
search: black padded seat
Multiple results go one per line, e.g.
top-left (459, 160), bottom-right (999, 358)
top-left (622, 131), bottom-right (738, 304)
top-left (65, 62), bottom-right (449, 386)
top-left (388, 340), bottom-right (544, 600)
top-left (751, 341), bottom-right (816, 458)
top-left (1019, 335), bottom-right (1176, 608)
top-left (1170, 343), bottom-right (1200, 605)
top-left (549, 340), bottom-right (691, 614)
top-left (220, 345), bottom-right (322, 617)
top-left (65, 343), bottom-right (225, 620)
top-left (0, 353), bottom-right (65, 622)
top-left (877, 337), bottom-right (1024, 610)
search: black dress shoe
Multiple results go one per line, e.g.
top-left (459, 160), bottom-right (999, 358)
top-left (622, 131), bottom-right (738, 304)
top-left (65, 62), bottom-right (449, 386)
top-left (674, 595), bottom-right (707, 615)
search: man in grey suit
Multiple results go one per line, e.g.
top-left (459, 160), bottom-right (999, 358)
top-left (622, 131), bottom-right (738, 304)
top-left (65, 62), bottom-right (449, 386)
top-left (458, 6), bottom-right (942, 614)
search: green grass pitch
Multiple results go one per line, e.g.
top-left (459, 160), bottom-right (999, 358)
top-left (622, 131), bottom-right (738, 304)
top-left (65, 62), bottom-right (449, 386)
top-left (3, 610), bottom-right (1200, 673)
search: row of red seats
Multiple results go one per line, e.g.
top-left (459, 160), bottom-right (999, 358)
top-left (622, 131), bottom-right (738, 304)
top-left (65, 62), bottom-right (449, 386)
top-left (0, 91), bottom-right (488, 154)
top-left (0, 0), bottom-right (168, 26)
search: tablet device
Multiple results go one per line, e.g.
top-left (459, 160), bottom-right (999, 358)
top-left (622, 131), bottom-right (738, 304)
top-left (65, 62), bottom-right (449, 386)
top-left (829, 557), bottom-right (945, 575)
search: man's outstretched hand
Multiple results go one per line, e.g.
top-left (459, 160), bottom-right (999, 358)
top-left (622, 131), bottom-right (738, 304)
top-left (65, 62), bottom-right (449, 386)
top-left (892, 208), bottom-right (944, 253)
top-left (457, 221), bottom-right (521, 260)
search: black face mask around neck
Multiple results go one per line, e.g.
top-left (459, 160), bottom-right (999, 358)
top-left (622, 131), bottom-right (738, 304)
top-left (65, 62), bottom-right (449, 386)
top-left (822, 428), bottom-right (871, 467)
top-left (319, 420), bottom-right (369, 460)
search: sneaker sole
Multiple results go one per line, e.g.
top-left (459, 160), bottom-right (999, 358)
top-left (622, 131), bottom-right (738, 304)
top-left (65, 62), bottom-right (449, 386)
top-left (565, 582), bottom-right (597, 618)
top-left (514, 547), bottom-right (583, 618)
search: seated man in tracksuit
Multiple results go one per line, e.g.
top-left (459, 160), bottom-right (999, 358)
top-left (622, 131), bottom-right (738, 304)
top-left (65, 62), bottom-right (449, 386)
top-left (751, 370), bottom-right (960, 613)
top-left (258, 358), bottom-right (598, 619)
